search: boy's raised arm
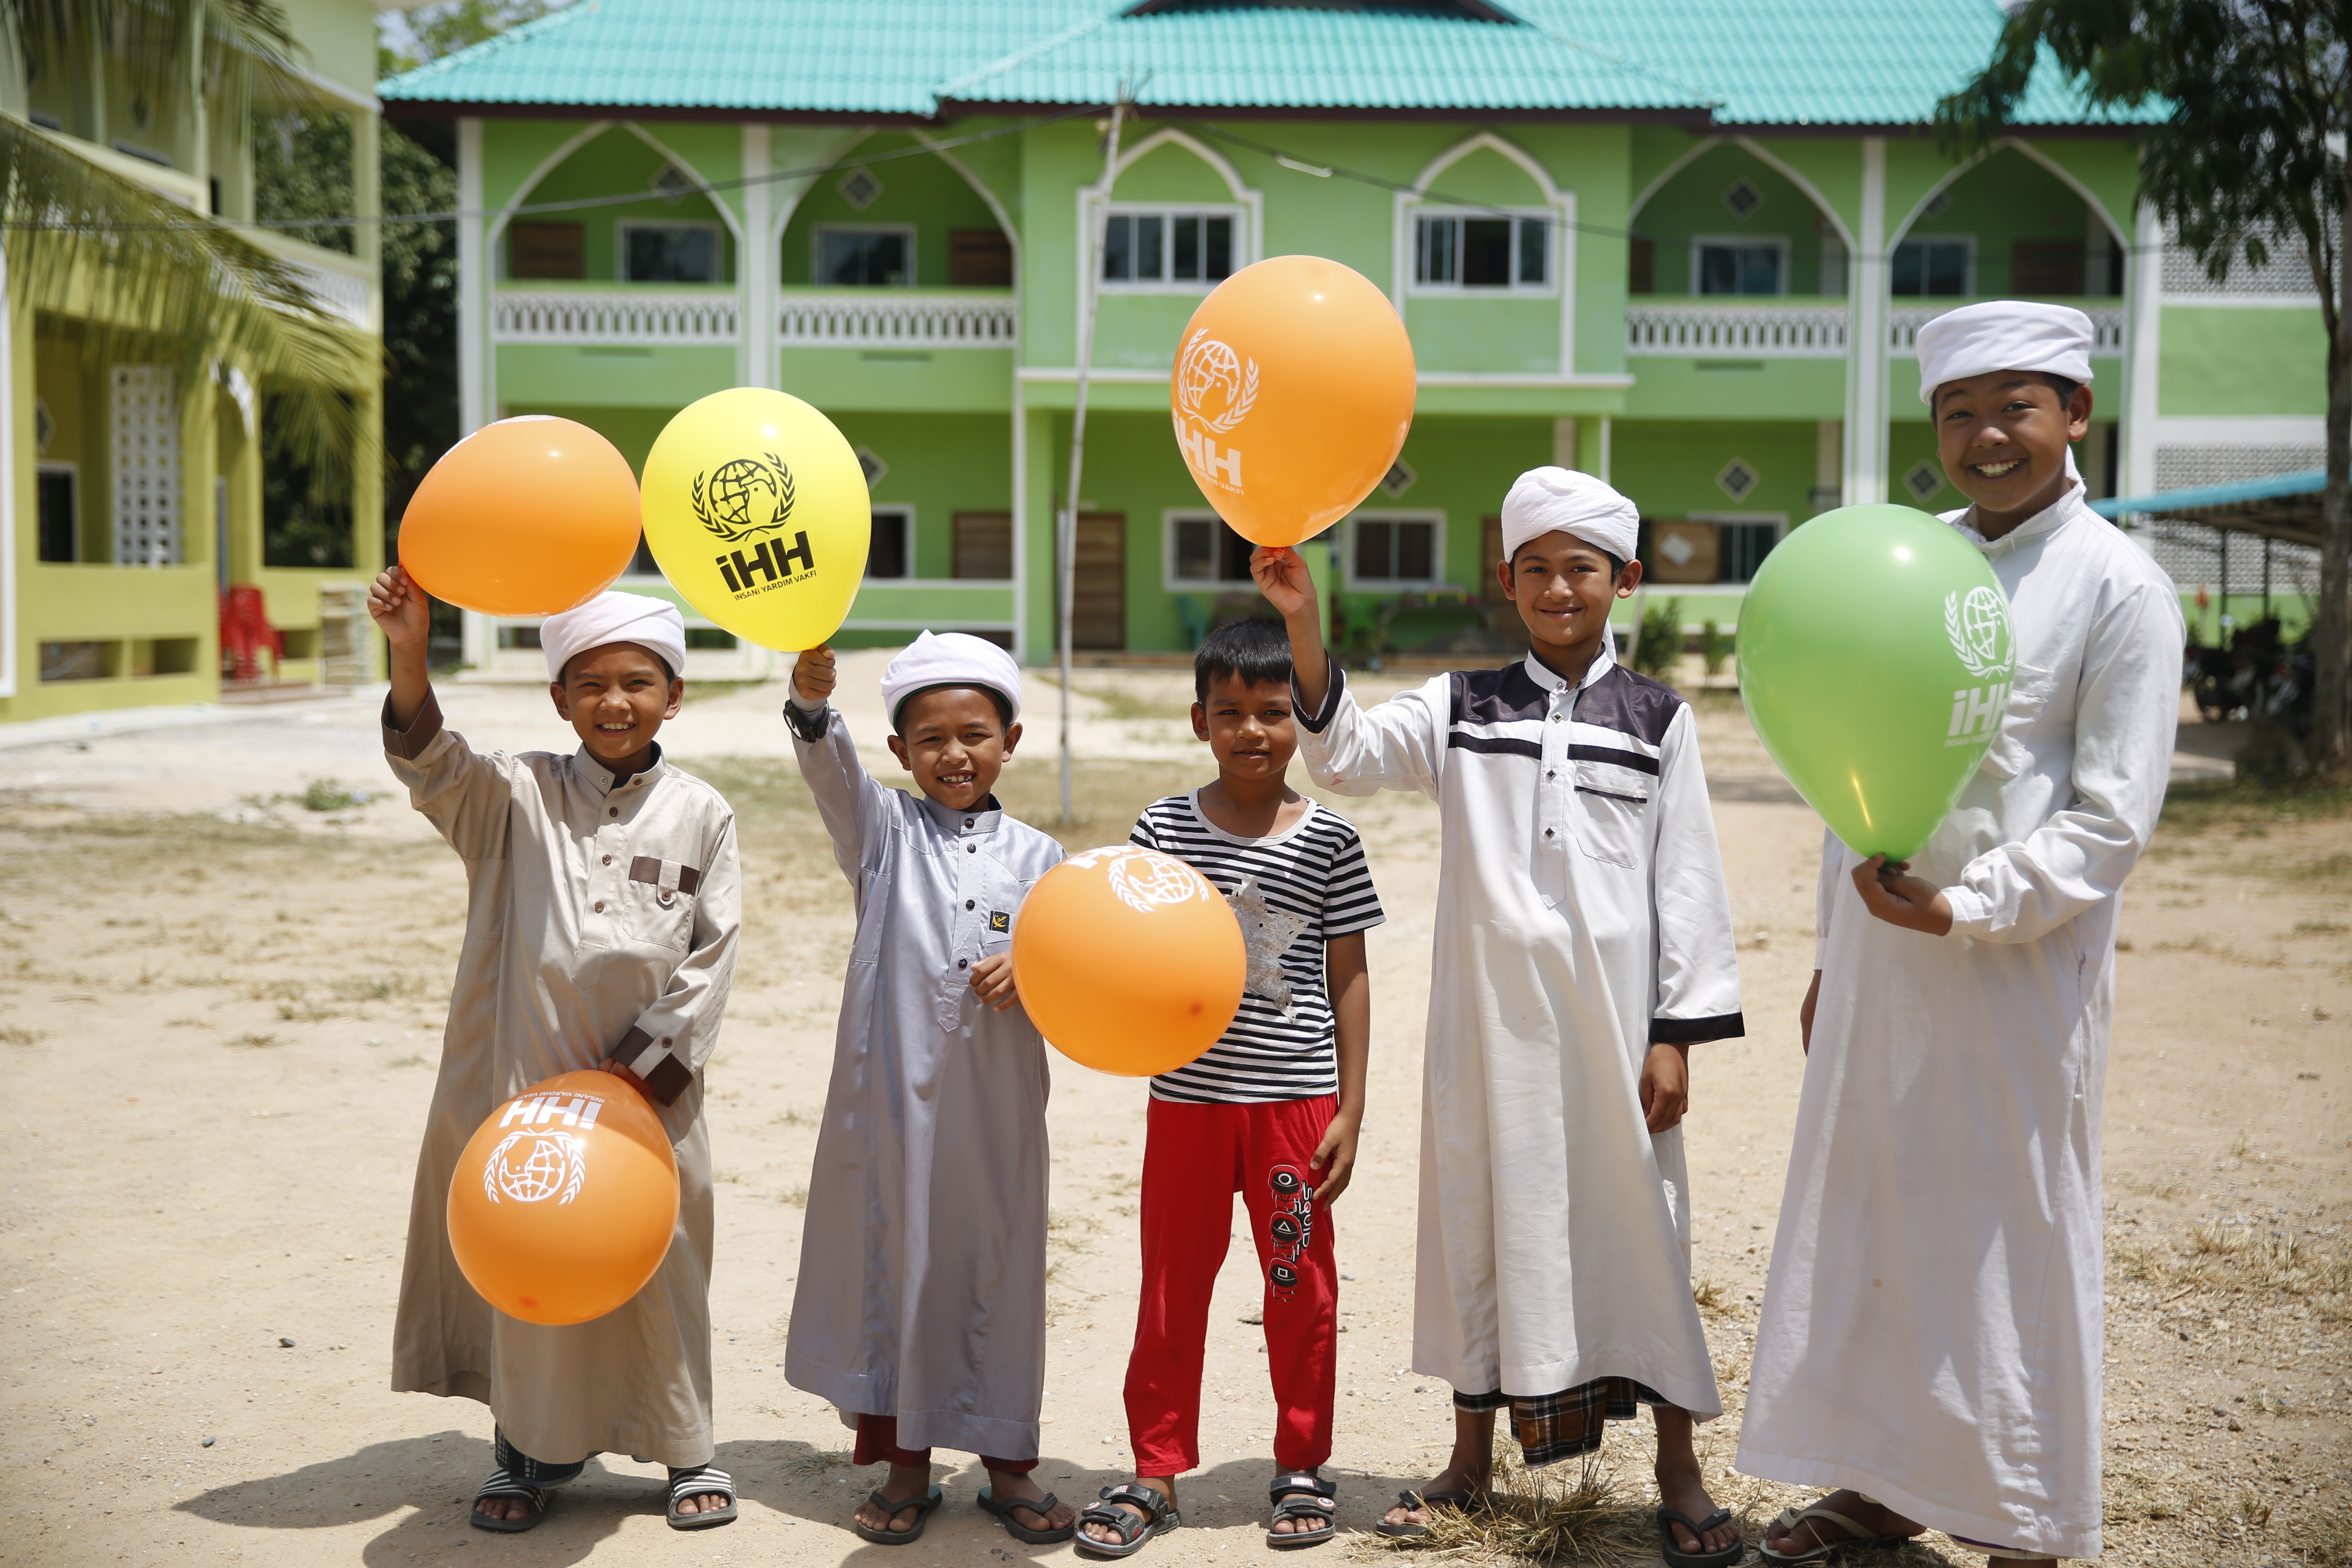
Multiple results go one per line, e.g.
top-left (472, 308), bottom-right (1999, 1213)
top-left (1250, 547), bottom-right (1332, 716)
top-left (784, 644), bottom-right (890, 882)
top-left (369, 566), bottom-right (433, 731)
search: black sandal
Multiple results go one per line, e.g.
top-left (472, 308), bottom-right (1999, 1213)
top-left (667, 1465), bottom-right (737, 1530)
top-left (979, 1485), bottom-right (1076, 1544)
top-left (1659, 1506), bottom-right (1745, 1568)
top-left (1373, 1486), bottom-right (1483, 1541)
top-left (851, 1483), bottom-right (942, 1546)
top-left (1266, 1470), bottom-right (1338, 1549)
top-left (469, 1468), bottom-right (551, 1532)
top-left (1076, 1482), bottom-right (1180, 1558)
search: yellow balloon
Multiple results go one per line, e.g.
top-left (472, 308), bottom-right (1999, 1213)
top-left (640, 388), bottom-right (870, 651)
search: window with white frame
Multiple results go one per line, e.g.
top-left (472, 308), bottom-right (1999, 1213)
top-left (1692, 236), bottom-right (1788, 296)
top-left (1101, 208), bottom-right (1238, 286)
top-left (1348, 512), bottom-right (1446, 590)
top-left (817, 225), bottom-right (915, 287)
top-left (619, 221), bottom-right (722, 283)
top-left (1413, 210), bottom-right (1551, 289)
top-left (1165, 510), bottom-right (1255, 590)
top-left (1892, 236), bottom-right (1973, 297)
top-left (867, 505), bottom-right (913, 580)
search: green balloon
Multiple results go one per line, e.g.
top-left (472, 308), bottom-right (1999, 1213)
top-left (1738, 504), bottom-right (2015, 862)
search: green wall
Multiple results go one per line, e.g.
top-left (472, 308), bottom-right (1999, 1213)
top-left (1635, 141), bottom-right (1842, 297)
top-left (779, 131), bottom-right (1008, 288)
top-left (500, 126), bottom-right (737, 282)
top-left (1612, 419), bottom-right (1820, 525)
top-left (2160, 308), bottom-right (2330, 416)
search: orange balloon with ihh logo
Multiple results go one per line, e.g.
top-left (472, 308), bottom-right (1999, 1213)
top-left (1010, 846), bottom-right (1246, 1077)
top-left (1170, 254), bottom-right (1416, 549)
top-left (399, 416), bottom-right (642, 617)
top-left (446, 1070), bottom-right (679, 1326)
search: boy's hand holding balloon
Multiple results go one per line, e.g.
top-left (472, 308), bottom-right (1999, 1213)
top-left (791, 644), bottom-right (837, 707)
top-left (1851, 855), bottom-right (1955, 936)
top-left (368, 565), bottom-right (431, 647)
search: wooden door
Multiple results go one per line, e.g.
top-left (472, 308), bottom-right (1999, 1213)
top-left (952, 511), bottom-right (1013, 579)
top-left (1071, 512), bottom-right (1125, 650)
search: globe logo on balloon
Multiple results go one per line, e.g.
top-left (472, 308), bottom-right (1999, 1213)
top-left (690, 454), bottom-right (796, 545)
top-left (483, 1130), bottom-right (588, 1205)
top-left (1945, 586), bottom-right (2013, 680)
top-left (1176, 330), bottom-right (1259, 434)
top-left (1069, 846), bottom-right (1216, 913)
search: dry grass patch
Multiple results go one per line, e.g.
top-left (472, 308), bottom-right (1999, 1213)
top-left (1367, 1446), bottom-right (1654, 1566)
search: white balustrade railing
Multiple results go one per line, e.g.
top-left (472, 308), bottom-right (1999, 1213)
top-left (1888, 304), bottom-right (2127, 355)
top-left (1625, 303), bottom-right (1850, 358)
top-left (777, 292), bottom-right (1018, 348)
top-left (283, 260), bottom-right (372, 329)
top-left (492, 289), bottom-right (741, 345)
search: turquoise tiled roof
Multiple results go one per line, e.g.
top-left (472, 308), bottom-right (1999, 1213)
top-left (380, 0), bottom-right (2145, 129)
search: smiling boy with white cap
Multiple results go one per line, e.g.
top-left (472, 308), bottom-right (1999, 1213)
top-left (1254, 472), bottom-right (1746, 1566)
top-left (780, 632), bottom-right (1076, 1548)
top-left (1739, 301), bottom-right (2184, 1566)
top-left (366, 571), bottom-right (742, 1533)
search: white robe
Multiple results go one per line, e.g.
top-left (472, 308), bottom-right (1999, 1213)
top-left (1737, 486), bottom-right (2183, 1559)
top-left (1298, 645), bottom-right (1742, 1415)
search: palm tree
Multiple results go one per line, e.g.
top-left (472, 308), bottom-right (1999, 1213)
top-left (0, 0), bottom-right (373, 477)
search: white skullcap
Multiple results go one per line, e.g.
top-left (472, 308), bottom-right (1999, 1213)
top-left (881, 630), bottom-right (1023, 730)
top-left (1500, 467), bottom-right (1640, 564)
top-left (541, 591), bottom-right (688, 682)
top-left (1915, 300), bottom-right (2095, 404)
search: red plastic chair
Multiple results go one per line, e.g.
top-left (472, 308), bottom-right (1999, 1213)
top-left (219, 585), bottom-right (284, 683)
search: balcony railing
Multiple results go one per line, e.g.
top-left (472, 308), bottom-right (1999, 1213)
top-left (777, 292), bottom-right (1018, 349)
top-left (285, 261), bottom-right (372, 329)
top-left (1626, 302), bottom-right (1850, 358)
top-left (492, 289), bottom-right (741, 345)
top-left (1888, 304), bottom-right (2127, 355)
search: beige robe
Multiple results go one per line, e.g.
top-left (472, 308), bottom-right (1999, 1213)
top-left (383, 691), bottom-right (740, 1468)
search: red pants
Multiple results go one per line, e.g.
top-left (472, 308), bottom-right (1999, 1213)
top-left (1123, 1095), bottom-right (1338, 1477)
top-left (852, 1413), bottom-right (1034, 1474)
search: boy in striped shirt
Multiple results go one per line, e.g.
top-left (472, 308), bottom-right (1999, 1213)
top-left (1076, 619), bottom-right (1382, 1557)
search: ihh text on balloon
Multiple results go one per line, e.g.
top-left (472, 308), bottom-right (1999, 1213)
top-left (1175, 420), bottom-right (1244, 491)
top-left (1946, 682), bottom-right (2011, 746)
top-left (716, 531), bottom-right (818, 598)
top-left (500, 1091), bottom-right (607, 1131)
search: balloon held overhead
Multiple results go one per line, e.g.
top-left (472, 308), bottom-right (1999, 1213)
top-left (397, 416), bottom-right (642, 617)
top-left (640, 388), bottom-right (871, 652)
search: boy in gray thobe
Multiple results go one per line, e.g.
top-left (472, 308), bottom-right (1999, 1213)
top-left (782, 633), bottom-right (1076, 1547)
top-left (369, 574), bottom-right (742, 1533)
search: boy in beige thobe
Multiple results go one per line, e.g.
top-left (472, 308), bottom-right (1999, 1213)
top-left (370, 571), bottom-right (741, 1533)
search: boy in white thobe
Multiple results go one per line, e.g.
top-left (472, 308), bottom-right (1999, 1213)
top-left (1740, 303), bottom-right (2184, 1565)
top-left (1255, 470), bottom-right (1746, 1567)
top-left (368, 576), bottom-right (742, 1534)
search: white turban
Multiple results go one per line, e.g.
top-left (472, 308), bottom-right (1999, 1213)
top-left (1500, 467), bottom-right (1640, 564)
top-left (881, 630), bottom-right (1023, 730)
top-left (1915, 300), bottom-right (2095, 404)
top-left (540, 591), bottom-right (688, 682)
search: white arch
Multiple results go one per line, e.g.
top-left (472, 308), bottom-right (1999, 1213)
top-left (1626, 134), bottom-right (1857, 251)
top-left (1889, 137), bottom-right (2128, 250)
top-left (1407, 129), bottom-right (1564, 204)
top-left (911, 129), bottom-right (1023, 283)
top-left (771, 130), bottom-right (1024, 288)
top-left (768, 129), bottom-right (872, 256)
top-left (487, 121), bottom-right (747, 256)
top-left (1107, 126), bottom-right (1253, 203)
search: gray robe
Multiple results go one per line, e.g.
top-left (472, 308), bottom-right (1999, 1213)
top-left (383, 692), bottom-right (740, 1468)
top-left (782, 699), bottom-right (1063, 1459)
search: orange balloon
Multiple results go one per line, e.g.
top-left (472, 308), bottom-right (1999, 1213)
top-left (446, 1070), bottom-right (679, 1327)
top-left (1171, 254), bottom-right (1417, 548)
top-left (399, 416), bottom-right (643, 616)
top-left (1011, 846), bottom-right (1246, 1076)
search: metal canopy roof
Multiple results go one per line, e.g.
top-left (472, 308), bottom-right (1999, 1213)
top-left (378, 0), bottom-right (2153, 129)
top-left (2092, 469), bottom-right (2330, 549)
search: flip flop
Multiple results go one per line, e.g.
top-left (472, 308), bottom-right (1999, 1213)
top-left (979, 1486), bottom-right (1076, 1544)
top-left (1659, 1505), bottom-right (1746, 1567)
top-left (852, 1483), bottom-right (942, 1546)
top-left (468, 1468), bottom-right (550, 1532)
top-left (666, 1464), bottom-right (737, 1530)
top-left (1759, 1503), bottom-right (1905, 1564)
top-left (1373, 1487), bottom-right (1485, 1541)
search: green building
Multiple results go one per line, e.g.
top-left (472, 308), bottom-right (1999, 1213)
top-left (379, 0), bottom-right (2327, 670)
top-left (1, 0), bottom-right (387, 722)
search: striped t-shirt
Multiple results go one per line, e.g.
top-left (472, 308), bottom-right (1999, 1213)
top-left (1129, 791), bottom-right (1384, 1104)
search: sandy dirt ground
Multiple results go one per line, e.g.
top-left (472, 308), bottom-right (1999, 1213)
top-left (0, 662), bottom-right (2345, 1568)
